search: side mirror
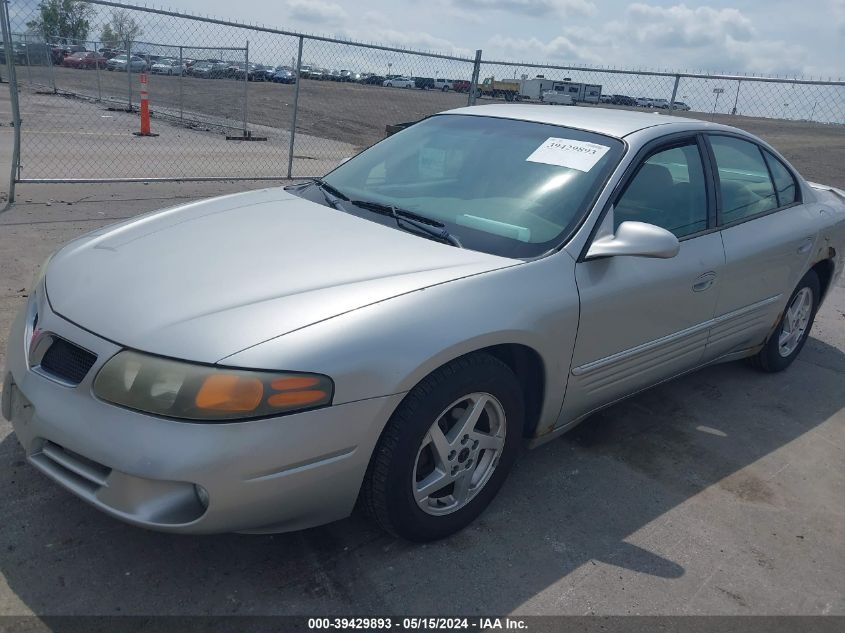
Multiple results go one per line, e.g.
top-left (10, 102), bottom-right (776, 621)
top-left (586, 221), bottom-right (680, 259)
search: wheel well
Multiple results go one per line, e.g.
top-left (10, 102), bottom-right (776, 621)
top-left (479, 344), bottom-right (546, 439)
top-left (811, 254), bottom-right (836, 301)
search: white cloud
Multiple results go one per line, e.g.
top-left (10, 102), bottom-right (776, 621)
top-left (833, 0), bottom-right (845, 34)
top-left (619, 3), bottom-right (754, 47)
top-left (286, 0), bottom-right (348, 25)
top-left (449, 0), bottom-right (595, 17)
top-left (336, 25), bottom-right (472, 57)
top-left (487, 31), bottom-right (603, 63)
top-left (611, 3), bottom-right (809, 75)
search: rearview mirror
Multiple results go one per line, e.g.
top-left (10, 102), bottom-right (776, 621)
top-left (586, 221), bottom-right (680, 259)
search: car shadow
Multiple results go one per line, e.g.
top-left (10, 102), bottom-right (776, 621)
top-left (0, 338), bottom-right (842, 615)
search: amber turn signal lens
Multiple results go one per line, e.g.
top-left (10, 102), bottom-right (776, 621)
top-left (270, 376), bottom-right (320, 391)
top-left (267, 390), bottom-right (328, 408)
top-left (195, 374), bottom-right (263, 412)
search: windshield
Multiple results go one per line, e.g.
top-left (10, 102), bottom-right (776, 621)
top-left (322, 114), bottom-right (624, 258)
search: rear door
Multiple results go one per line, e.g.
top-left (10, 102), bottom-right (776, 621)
top-left (565, 134), bottom-right (725, 421)
top-left (703, 134), bottom-right (815, 360)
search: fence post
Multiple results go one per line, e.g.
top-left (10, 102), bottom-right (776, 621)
top-left (669, 74), bottom-right (680, 110)
top-left (126, 38), bottom-right (132, 110)
top-left (287, 36), bottom-right (303, 179)
top-left (46, 35), bottom-right (56, 93)
top-left (0, 0), bottom-right (21, 204)
top-left (178, 45), bottom-right (183, 122)
top-left (94, 39), bottom-right (102, 102)
top-left (22, 32), bottom-right (32, 85)
top-left (242, 40), bottom-right (249, 137)
top-left (468, 49), bottom-right (481, 106)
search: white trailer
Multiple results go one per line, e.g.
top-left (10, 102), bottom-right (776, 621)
top-left (517, 77), bottom-right (560, 100)
top-left (542, 90), bottom-right (574, 105)
top-left (515, 77), bottom-right (603, 103)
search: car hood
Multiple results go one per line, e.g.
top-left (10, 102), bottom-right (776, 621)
top-left (46, 188), bottom-right (517, 363)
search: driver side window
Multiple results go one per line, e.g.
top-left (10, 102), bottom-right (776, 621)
top-left (615, 143), bottom-right (708, 238)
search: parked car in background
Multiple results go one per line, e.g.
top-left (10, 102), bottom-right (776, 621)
top-left (61, 51), bottom-right (107, 69)
top-left (452, 79), bottom-right (471, 93)
top-left (248, 64), bottom-right (272, 81)
top-left (363, 74), bottom-right (386, 85)
top-left (599, 94), bottom-right (614, 103)
top-left (106, 54), bottom-right (147, 72)
top-left (258, 65), bottom-right (276, 81)
top-left (384, 76), bottom-right (415, 88)
top-left (151, 58), bottom-right (184, 75)
top-left (672, 101), bottom-right (691, 111)
top-left (611, 94), bottom-right (638, 106)
top-left (415, 77), bottom-right (435, 90)
top-left (338, 69), bottom-right (354, 82)
top-left (298, 64), bottom-right (315, 78)
top-left (310, 68), bottom-right (327, 80)
top-left (51, 43), bottom-right (86, 64)
top-left (636, 97), bottom-right (670, 108)
top-left (189, 60), bottom-right (225, 78)
top-left (272, 66), bottom-right (297, 84)
top-left (434, 78), bottom-right (454, 91)
top-left (97, 47), bottom-right (120, 60)
top-left (542, 89), bottom-right (575, 105)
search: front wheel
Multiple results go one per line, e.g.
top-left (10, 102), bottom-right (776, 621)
top-left (361, 353), bottom-right (524, 541)
top-left (750, 269), bottom-right (820, 372)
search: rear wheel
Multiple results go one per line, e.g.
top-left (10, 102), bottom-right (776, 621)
top-left (750, 270), bottom-right (820, 372)
top-left (361, 353), bottom-right (523, 541)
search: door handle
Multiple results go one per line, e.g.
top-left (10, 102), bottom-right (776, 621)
top-left (692, 271), bottom-right (717, 292)
top-left (797, 238), bottom-right (813, 255)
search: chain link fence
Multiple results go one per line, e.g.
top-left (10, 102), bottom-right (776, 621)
top-left (1, 0), bottom-right (844, 198)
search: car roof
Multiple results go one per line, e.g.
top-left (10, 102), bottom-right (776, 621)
top-left (441, 104), bottom-right (740, 139)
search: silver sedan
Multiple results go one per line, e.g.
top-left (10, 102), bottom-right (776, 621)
top-left (3, 106), bottom-right (844, 541)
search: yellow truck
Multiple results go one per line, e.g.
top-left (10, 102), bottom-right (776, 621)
top-left (477, 76), bottom-right (520, 101)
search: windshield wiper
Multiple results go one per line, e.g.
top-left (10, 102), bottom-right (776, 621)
top-left (284, 179), bottom-right (349, 209)
top-left (349, 199), bottom-right (463, 248)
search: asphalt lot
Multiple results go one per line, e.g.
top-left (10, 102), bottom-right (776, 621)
top-left (14, 67), bottom-right (845, 187)
top-left (0, 126), bottom-right (844, 615)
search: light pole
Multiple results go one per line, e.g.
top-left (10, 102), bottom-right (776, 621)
top-left (387, 62), bottom-right (392, 77)
top-left (712, 87), bottom-right (724, 114)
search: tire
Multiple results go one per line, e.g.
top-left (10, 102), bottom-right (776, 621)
top-left (361, 353), bottom-right (524, 541)
top-left (749, 269), bottom-right (820, 372)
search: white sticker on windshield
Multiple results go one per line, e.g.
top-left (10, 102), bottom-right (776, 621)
top-left (526, 138), bottom-right (610, 172)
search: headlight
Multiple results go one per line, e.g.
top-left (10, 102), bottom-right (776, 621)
top-left (93, 350), bottom-right (333, 421)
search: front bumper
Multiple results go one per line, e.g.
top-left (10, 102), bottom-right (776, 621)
top-left (2, 294), bottom-right (403, 534)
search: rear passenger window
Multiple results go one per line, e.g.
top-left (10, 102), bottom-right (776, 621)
top-left (710, 136), bottom-right (778, 223)
top-left (763, 151), bottom-right (798, 206)
top-left (615, 143), bottom-right (708, 238)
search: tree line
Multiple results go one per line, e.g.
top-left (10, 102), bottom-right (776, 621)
top-left (26, 0), bottom-right (144, 47)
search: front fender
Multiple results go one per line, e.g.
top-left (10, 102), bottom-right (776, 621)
top-left (221, 252), bottom-right (580, 439)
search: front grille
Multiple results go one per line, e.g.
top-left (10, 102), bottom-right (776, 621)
top-left (39, 338), bottom-right (97, 385)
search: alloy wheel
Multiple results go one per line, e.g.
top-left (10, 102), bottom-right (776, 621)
top-left (412, 392), bottom-right (507, 516)
top-left (778, 287), bottom-right (813, 357)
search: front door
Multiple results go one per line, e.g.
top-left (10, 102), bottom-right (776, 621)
top-left (564, 136), bottom-right (725, 423)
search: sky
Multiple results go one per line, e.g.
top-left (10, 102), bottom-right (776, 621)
top-left (168, 0), bottom-right (845, 79)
